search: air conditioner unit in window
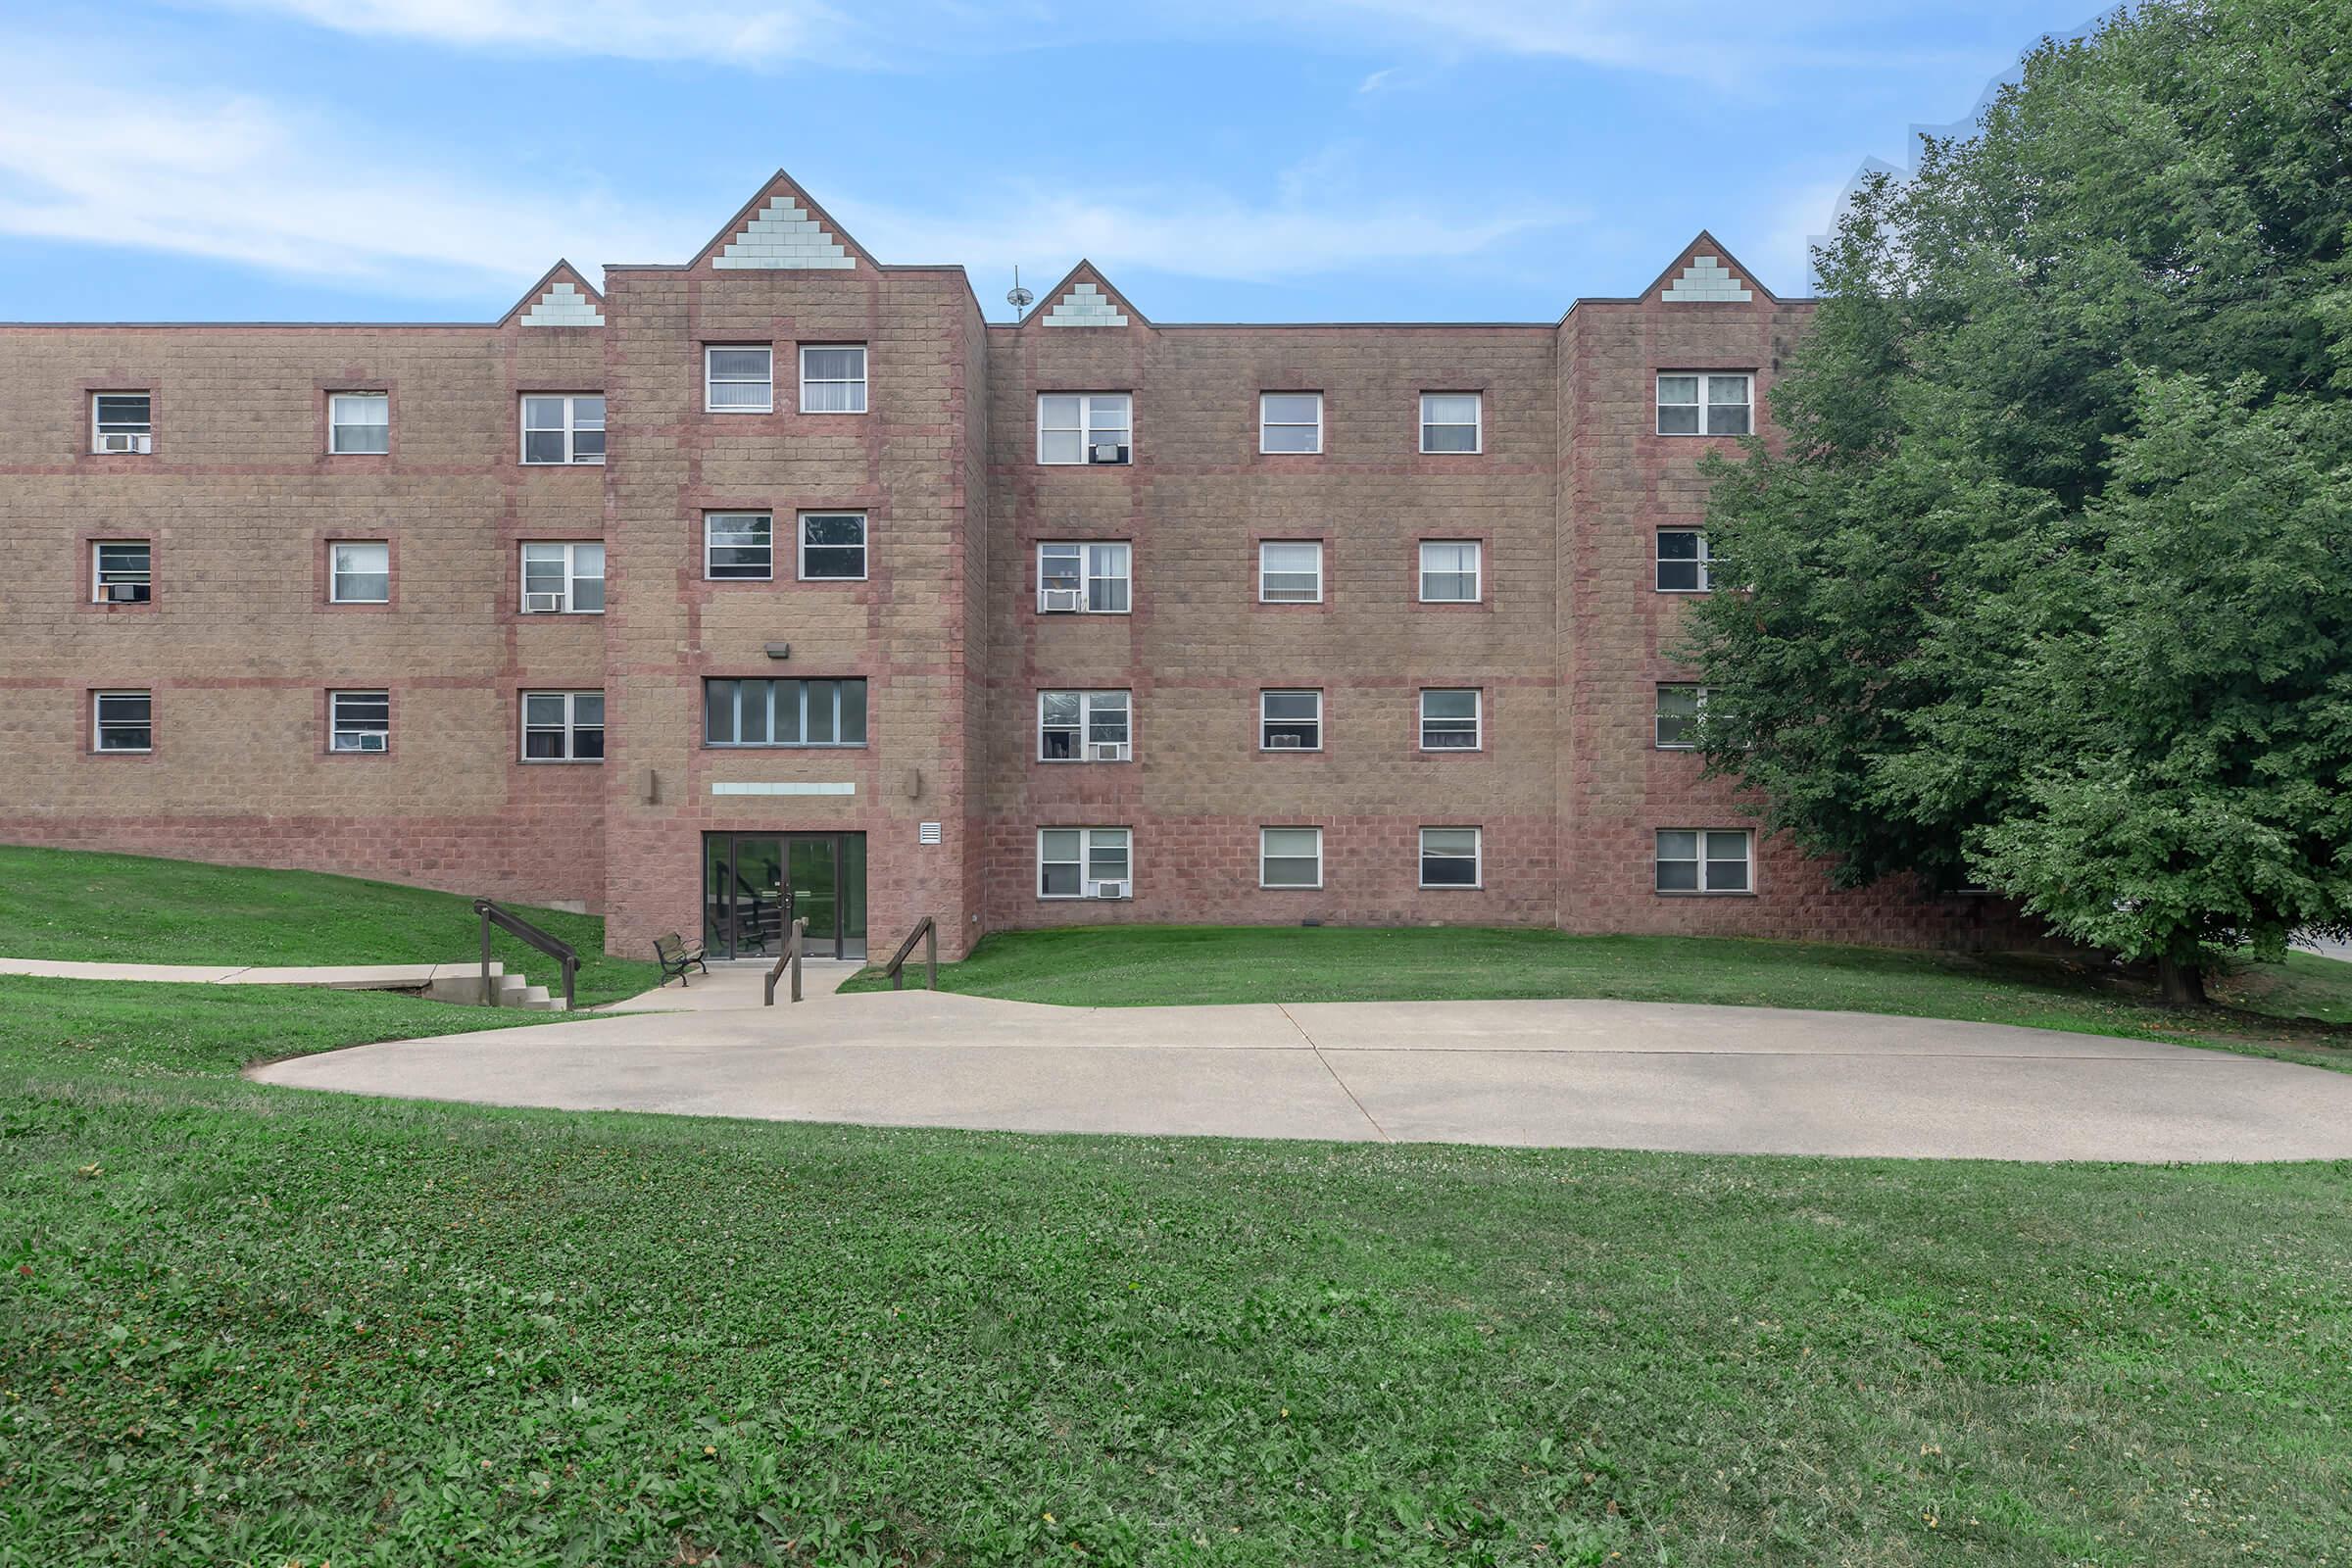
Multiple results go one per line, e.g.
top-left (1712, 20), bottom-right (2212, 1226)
top-left (334, 732), bottom-right (387, 753)
top-left (104, 583), bottom-right (150, 604)
top-left (1088, 741), bottom-right (1129, 762)
top-left (522, 592), bottom-right (564, 613)
top-left (1088, 443), bottom-right (1127, 465)
top-left (1038, 588), bottom-right (1083, 613)
top-left (1091, 881), bottom-right (1128, 900)
top-left (95, 433), bottom-right (152, 455)
top-left (1266, 733), bottom-right (1303, 748)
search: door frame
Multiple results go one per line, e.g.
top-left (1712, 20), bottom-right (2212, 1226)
top-left (702, 831), bottom-right (865, 960)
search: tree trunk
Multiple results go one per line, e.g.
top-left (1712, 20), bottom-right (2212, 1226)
top-left (2156, 955), bottom-right (2208, 1007)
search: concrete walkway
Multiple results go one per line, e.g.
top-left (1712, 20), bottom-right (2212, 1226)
top-left (248, 968), bottom-right (2352, 1161)
top-left (0, 956), bottom-right (508, 989)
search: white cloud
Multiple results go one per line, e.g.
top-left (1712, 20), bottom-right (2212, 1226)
top-left (185, 0), bottom-right (859, 65)
top-left (1356, 67), bottom-right (1399, 93)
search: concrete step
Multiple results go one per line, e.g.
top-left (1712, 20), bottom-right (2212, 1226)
top-left (422, 966), bottom-right (564, 1010)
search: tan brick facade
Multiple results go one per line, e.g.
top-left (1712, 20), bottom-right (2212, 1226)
top-left (0, 175), bottom-right (2022, 959)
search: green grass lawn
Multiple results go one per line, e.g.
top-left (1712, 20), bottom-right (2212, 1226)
top-left (843, 924), bottom-right (2352, 1067)
top-left (0, 845), bottom-right (659, 1006)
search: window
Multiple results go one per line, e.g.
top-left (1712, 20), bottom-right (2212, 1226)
top-left (1657, 530), bottom-right (1711, 592)
top-left (1038, 393), bottom-right (1131, 465)
top-left (92, 392), bottom-right (152, 454)
top-left (328, 392), bottom-right (389, 455)
top-left (329, 542), bottom-right (389, 604)
top-left (1260, 827), bottom-right (1323, 889)
top-left (1656, 373), bottom-right (1751, 436)
top-left (520, 542), bottom-right (606, 613)
top-left (1420, 689), bottom-right (1481, 750)
top-left (705, 513), bottom-right (773, 580)
top-left (1259, 393), bottom-right (1322, 454)
top-left (1419, 827), bottom-right (1482, 888)
top-left (705, 346), bottom-right (773, 413)
top-left (799, 345), bottom-right (867, 414)
top-left (91, 541), bottom-right (151, 604)
top-left (1656, 829), bottom-right (1752, 893)
top-left (92, 690), bottom-right (151, 753)
top-left (1418, 540), bottom-right (1482, 603)
top-left (329, 689), bottom-right (390, 753)
top-left (520, 395), bottom-right (605, 465)
top-left (1037, 541), bottom-right (1131, 613)
top-left (521, 690), bottom-right (606, 761)
top-left (703, 678), bottom-right (867, 748)
top-left (1039, 827), bottom-right (1132, 899)
top-left (1260, 690), bottom-right (1322, 751)
top-left (1420, 392), bottom-right (1481, 454)
top-left (1656, 684), bottom-right (1704, 749)
top-left (1257, 541), bottom-right (1324, 604)
top-left (1039, 691), bottom-right (1132, 761)
top-left (798, 513), bottom-right (867, 581)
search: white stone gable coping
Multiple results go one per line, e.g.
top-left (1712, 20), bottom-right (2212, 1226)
top-left (1661, 255), bottom-right (1752, 303)
top-left (713, 196), bottom-right (856, 270)
top-left (1042, 280), bottom-right (1128, 326)
top-left (518, 279), bottom-right (604, 327)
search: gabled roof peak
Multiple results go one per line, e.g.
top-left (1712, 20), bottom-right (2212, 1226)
top-left (503, 261), bottom-right (603, 327)
top-left (1025, 261), bottom-right (1147, 328)
top-left (1644, 230), bottom-right (1775, 305)
top-left (693, 171), bottom-right (870, 272)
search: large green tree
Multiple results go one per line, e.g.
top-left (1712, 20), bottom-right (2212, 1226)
top-left (1679, 0), bottom-right (2352, 1001)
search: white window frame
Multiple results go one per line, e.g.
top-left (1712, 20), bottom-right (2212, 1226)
top-left (327, 392), bottom-right (389, 455)
top-left (702, 677), bottom-right (868, 749)
top-left (1656, 372), bottom-right (1753, 437)
top-left (1656, 530), bottom-right (1711, 593)
top-left (92, 689), bottom-right (151, 754)
top-left (1257, 541), bottom-right (1325, 604)
top-left (1419, 392), bottom-right (1482, 454)
top-left (520, 690), bottom-right (606, 763)
top-left (1038, 690), bottom-right (1133, 762)
top-left (1419, 688), bottom-right (1482, 752)
top-left (704, 345), bottom-right (774, 414)
top-left (519, 542), bottom-right (606, 614)
top-left (798, 345), bottom-right (867, 415)
top-left (797, 512), bottom-right (868, 581)
top-left (328, 541), bottom-right (391, 605)
top-left (1418, 826), bottom-right (1483, 889)
top-left (1036, 393), bottom-right (1132, 466)
top-left (328, 689), bottom-right (390, 754)
top-left (1259, 689), bottom-right (1323, 752)
top-left (91, 540), bottom-right (151, 604)
top-left (704, 513), bottom-right (773, 580)
top-left (1418, 540), bottom-right (1483, 604)
top-left (1655, 684), bottom-right (1705, 749)
top-left (1259, 826), bottom-right (1324, 890)
top-left (91, 392), bottom-right (152, 453)
top-left (1655, 829), bottom-right (1753, 894)
top-left (1038, 826), bottom-right (1133, 900)
top-left (519, 394), bottom-right (606, 466)
top-left (1036, 541), bottom-right (1132, 614)
top-left (1258, 392), bottom-right (1323, 455)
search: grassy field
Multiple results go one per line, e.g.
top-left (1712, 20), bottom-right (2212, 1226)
top-left (0, 845), bottom-right (660, 1006)
top-left (843, 924), bottom-right (2352, 1066)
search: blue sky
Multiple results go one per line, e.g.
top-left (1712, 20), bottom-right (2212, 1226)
top-left (0, 1), bottom-right (2103, 323)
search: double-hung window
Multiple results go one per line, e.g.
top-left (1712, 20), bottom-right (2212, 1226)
top-left (1257, 541), bottom-right (1324, 603)
top-left (1657, 530), bottom-right (1710, 592)
top-left (1418, 540), bottom-right (1482, 603)
top-left (799, 345), bottom-right (867, 414)
top-left (705, 346), bottom-right (773, 413)
top-left (93, 690), bottom-right (151, 753)
top-left (1037, 542), bottom-right (1130, 613)
top-left (1039, 827), bottom-right (1131, 899)
top-left (1260, 690), bottom-right (1322, 751)
top-left (329, 689), bottom-right (390, 753)
top-left (1039, 691), bottom-right (1132, 762)
top-left (1260, 827), bottom-right (1323, 889)
top-left (798, 513), bottom-right (867, 580)
top-left (521, 395), bottom-right (606, 465)
top-left (703, 678), bottom-right (867, 748)
top-left (328, 392), bottom-right (389, 454)
top-left (521, 542), bottom-right (605, 613)
top-left (1655, 684), bottom-right (1704, 748)
top-left (521, 690), bottom-right (606, 761)
top-left (1419, 827), bottom-right (1482, 888)
top-left (1420, 392), bottom-right (1482, 454)
top-left (1656, 373), bottom-right (1751, 436)
top-left (1259, 393), bottom-right (1322, 454)
top-left (329, 542), bottom-right (390, 604)
top-left (1656, 829), bottom-right (1751, 893)
top-left (92, 392), bottom-right (152, 454)
top-left (705, 513), bottom-right (772, 579)
top-left (92, 541), bottom-right (151, 604)
top-left (1419, 689), bottom-right (1481, 750)
top-left (1038, 393), bottom-right (1131, 465)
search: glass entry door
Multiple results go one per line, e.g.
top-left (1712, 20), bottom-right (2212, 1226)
top-left (703, 833), bottom-right (866, 959)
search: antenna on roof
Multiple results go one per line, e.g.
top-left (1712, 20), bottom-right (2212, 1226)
top-left (1005, 266), bottom-right (1034, 319)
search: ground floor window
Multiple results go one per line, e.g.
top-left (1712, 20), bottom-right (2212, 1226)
top-left (329, 689), bottom-right (389, 753)
top-left (1656, 829), bottom-right (1750, 893)
top-left (1039, 827), bottom-right (1131, 899)
top-left (1260, 826), bottom-right (1323, 888)
top-left (521, 690), bottom-right (605, 761)
top-left (1419, 827), bottom-right (1482, 887)
top-left (93, 689), bottom-right (151, 752)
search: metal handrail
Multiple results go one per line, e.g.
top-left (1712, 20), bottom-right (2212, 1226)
top-left (472, 898), bottom-right (578, 1012)
top-left (884, 914), bottom-right (938, 991)
top-left (763, 916), bottom-right (808, 1005)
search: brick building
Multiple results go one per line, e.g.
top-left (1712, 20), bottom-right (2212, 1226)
top-left (0, 172), bottom-right (2018, 961)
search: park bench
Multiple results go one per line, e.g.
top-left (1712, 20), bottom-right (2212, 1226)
top-left (653, 932), bottom-right (709, 987)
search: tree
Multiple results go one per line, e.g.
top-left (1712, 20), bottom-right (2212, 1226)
top-left (1678, 0), bottom-right (2352, 1000)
